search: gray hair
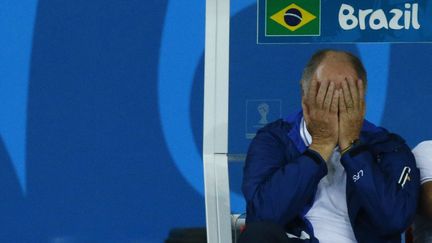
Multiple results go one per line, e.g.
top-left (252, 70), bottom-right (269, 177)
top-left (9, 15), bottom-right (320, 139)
top-left (300, 49), bottom-right (367, 94)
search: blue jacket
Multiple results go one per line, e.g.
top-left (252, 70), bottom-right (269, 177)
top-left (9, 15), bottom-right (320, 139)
top-left (242, 111), bottom-right (420, 243)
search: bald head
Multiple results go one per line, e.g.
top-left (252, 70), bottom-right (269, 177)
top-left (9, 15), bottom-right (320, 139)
top-left (301, 50), bottom-right (367, 95)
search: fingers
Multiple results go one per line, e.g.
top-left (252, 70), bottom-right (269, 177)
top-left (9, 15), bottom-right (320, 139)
top-left (316, 80), bottom-right (329, 108)
top-left (342, 79), bottom-right (353, 110)
top-left (357, 79), bottom-right (365, 112)
top-left (306, 79), bottom-right (319, 105)
top-left (323, 82), bottom-right (335, 111)
top-left (347, 77), bottom-right (359, 109)
top-left (330, 90), bottom-right (339, 113)
top-left (340, 78), bottom-right (366, 117)
top-left (357, 79), bottom-right (364, 99)
top-left (339, 88), bottom-right (347, 113)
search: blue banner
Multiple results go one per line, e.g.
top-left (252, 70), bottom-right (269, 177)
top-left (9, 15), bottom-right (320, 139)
top-left (258, 0), bottom-right (432, 43)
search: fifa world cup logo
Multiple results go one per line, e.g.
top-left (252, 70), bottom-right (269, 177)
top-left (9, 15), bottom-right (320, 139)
top-left (257, 103), bottom-right (269, 125)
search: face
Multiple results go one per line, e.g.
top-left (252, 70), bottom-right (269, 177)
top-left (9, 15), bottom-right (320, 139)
top-left (303, 52), bottom-right (359, 95)
top-left (313, 53), bottom-right (359, 91)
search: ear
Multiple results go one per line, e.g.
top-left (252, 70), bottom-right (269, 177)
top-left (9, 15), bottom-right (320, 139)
top-left (301, 84), bottom-right (305, 97)
top-left (301, 99), bottom-right (310, 124)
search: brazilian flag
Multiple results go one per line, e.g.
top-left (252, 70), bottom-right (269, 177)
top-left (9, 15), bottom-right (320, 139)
top-left (266, 0), bottom-right (320, 36)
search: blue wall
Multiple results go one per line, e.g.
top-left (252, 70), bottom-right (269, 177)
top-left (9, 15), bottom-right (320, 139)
top-left (1, 0), bottom-right (432, 242)
top-left (1, 1), bottom-right (206, 242)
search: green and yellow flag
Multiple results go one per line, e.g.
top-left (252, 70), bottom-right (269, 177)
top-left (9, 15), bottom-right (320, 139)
top-left (266, 0), bottom-right (320, 36)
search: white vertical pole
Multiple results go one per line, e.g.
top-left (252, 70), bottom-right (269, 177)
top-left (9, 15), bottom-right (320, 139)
top-left (203, 0), bottom-right (232, 242)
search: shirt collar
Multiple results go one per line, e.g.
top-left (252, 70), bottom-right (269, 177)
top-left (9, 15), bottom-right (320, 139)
top-left (300, 118), bottom-right (312, 147)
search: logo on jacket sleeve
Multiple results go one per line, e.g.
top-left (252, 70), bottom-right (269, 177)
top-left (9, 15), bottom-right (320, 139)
top-left (398, 166), bottom-right (411, 188)
top-left (353, 170), bottom-right (364, 182)
top-left (266, 0), bottom-right (320, 36)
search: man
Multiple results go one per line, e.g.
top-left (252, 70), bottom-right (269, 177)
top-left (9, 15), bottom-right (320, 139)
top-left (239, 50), bottom-right (420, 243)
top-left (412, 141), bottom-right (432, 242)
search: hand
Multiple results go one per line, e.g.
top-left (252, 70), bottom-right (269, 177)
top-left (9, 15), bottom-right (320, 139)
top-left (302, 79), bottom-right (340, 161)
top-left (338, 78), bottom-right (365, 150)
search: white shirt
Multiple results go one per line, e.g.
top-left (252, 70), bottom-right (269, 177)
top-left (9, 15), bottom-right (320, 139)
top-left (412, 141), bottom-right (432, 243)
top-left (301, 119), bottom-right (357, 243)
